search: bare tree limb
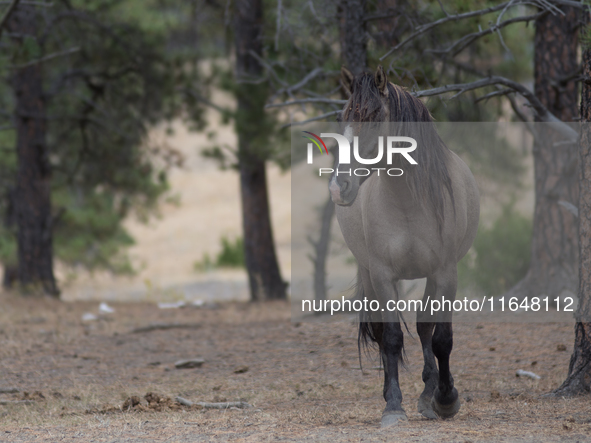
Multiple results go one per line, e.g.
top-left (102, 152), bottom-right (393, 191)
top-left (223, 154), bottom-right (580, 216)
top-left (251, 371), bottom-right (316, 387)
top-left (427, 11), bottom-right (547, 58)
top-left (277, 67), bottom-right (325, 95)
top-left (413, 76), bottom-right (578, 141)
top-left (0, 0), bottom-right (20, 35)
top-left (363, 9), bottom-right (399, 22)
top-left (183, 88), bottom-right (231, 115)
top-left (379, 0), bottom-right (585, 61)
top-left (266, 98), bottom-right (346, 108)
top-left (473, 88), bottom-right (515, 103)
top-left (10, 46), bottom-right (80, 69)
top-left (248, 50), bottom-right (288, 87)
top-left (380, 0), bottom-right (524, 60)
top-left (281, 110), bottom-right (341, 128)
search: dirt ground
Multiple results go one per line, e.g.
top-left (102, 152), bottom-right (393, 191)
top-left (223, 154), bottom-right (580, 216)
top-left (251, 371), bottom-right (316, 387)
top-left (0, 293), bottom-right (590, 442)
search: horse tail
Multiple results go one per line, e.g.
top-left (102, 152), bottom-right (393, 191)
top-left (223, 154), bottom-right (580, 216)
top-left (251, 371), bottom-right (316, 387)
top-left (356, 273), bottom-right (408, 370)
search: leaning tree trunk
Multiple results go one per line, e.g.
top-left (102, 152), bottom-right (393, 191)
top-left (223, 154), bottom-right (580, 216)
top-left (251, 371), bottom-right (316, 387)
top-left (9, 5), bottom-right (59, 297)
top-left (552, 41), bottom-right (591, 397)
top-left (506, 6), bottom-right (579, 302)
top-left (234, 0), bottom-right (286, 301)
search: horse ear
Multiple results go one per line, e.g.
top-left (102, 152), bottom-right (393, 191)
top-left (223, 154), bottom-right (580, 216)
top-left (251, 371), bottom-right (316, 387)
top-left (341, 66), bottom-right (354, 97)
top-left (375, 65), bottom-right (388, 96)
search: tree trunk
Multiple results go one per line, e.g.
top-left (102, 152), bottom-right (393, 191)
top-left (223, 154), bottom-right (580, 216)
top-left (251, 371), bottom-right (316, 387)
top-left (339, 0), bottom-right (367, 75)
top-left (234, 0), bottom-right (286, 301)
top-left (310, 195), bottom-right (335, 302)
top-left (9, 6), bottom-right (59, 297)
top-left (506, 6), bottom-right (579, 302)
top-left (2, 187), bottom-right (18, 289)
top-left (553, 45), bottom-right (591, 397)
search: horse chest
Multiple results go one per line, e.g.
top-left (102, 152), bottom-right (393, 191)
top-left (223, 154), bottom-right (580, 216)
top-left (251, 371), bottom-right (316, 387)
top-left (335, 194), bottom-right (444, 277)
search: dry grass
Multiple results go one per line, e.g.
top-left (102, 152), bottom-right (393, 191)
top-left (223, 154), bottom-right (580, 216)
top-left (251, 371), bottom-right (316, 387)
top-left (0, 291), bottom-right (590, 442)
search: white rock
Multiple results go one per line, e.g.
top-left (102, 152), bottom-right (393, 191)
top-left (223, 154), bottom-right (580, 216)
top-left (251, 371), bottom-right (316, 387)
top-left (516, 369), bottom-right (541, 380)
top-left (157, 301), bottom-right (186, 309)
top-left (99, 302), bottom-right (115, 314)
top-left (82, 313), bottom-right (98, 322)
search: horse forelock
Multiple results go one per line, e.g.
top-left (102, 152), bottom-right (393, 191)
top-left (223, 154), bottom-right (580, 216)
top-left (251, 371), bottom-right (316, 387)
top-left (343, 73), bottom-right (388, 122)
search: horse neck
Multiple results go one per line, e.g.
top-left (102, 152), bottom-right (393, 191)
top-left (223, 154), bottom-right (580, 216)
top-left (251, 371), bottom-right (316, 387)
top-left (374, 167), bottom-right (414, 203)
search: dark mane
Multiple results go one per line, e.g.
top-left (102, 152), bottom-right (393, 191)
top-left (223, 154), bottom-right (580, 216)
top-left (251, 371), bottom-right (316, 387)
top-left (342, 73), bottom-right (455, 229)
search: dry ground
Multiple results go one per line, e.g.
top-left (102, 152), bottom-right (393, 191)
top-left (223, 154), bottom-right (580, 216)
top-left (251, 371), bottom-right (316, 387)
top-left (0, 293), bottom-right (590, 442)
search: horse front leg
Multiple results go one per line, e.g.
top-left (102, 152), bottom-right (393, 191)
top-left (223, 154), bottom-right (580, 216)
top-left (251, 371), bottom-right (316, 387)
top-left (430, 268), bottom-right (461, 419)
top-left (380, 316), bottom-right (406, 427)
top-left (416, 277), bottom-right (438, 419)
top-left (371, 271), bottom-right (407, 428)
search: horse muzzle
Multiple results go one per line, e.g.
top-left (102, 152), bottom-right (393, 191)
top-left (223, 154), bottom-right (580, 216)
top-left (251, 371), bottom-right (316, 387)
top-left (329, 176), bottom-right (356, 206)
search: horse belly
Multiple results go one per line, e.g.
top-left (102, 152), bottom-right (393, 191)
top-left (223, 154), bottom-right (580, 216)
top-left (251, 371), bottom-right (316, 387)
top-left (363, 227), bottom-right (442, 279)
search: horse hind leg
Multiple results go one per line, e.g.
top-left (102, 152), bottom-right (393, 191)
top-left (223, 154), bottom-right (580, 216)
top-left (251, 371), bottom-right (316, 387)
top-left (430, 268), bottom-right (461, 419)
top-left (431, 322), bottom-right (460, 418)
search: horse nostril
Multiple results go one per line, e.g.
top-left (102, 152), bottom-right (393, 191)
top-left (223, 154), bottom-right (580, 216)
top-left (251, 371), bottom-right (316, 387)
top-left (341, 180), bottom-right (349, 193)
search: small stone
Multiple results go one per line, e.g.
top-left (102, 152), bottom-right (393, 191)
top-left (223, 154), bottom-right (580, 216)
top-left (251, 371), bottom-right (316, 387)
top-left (557, 344), bottom-right (567, 352)
top-left (234, 365), bottom-right (249, 374)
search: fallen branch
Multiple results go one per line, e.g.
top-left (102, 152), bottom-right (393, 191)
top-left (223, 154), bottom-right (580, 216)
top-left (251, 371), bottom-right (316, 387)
top-left (175, 396), bottom-right (252, 409)
top-left (131, 322), bottom-right (201, 333)
top-left (174, 358), bottom-right (205, 369)
top-left (516, 369), bottom-right (541, 380)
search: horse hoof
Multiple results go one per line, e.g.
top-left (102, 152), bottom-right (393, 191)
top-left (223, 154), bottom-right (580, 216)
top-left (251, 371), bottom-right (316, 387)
top-left (380, 410), bottom-right (408, 428)
top-left (431, 388), bottom-right (460, 419)
top-left (417, 396), bottom-right (437, 420)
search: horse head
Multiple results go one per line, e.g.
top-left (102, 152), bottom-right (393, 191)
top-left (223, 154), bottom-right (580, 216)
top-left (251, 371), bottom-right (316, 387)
top-left (329, 66), bottom-right (392, 206)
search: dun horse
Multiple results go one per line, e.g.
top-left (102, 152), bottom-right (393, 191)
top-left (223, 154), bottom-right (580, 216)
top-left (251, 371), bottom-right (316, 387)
top-left (329, 66), bottom-right (480, 427)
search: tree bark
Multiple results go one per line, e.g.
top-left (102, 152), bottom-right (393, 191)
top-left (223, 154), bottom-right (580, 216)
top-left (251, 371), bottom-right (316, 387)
top-left (339, 0), bottom-right (367, 75)
top-left (506, 6), bottom-right (579, 302)
top-left (553, 45), bottom-right (591, 397)
top-left (9, 5), bottom-right (59, 296)
top-left (2, 187), bottom-right (18, 289)
top-left (234, 0), bottom-right (286, 301)
top-left (310, 195), bottom-right (335, 302)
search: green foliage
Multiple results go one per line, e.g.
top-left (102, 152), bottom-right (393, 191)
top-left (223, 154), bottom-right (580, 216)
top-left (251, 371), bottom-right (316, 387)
top-left (217, 236), bottom-right (245, 268)
top-left (458, 203), bottom-right (532, 296)
top-left (194, 236), bottom-right (245, 271)
top-left (52, 190), bottom-right (135, 274)
top-left (0, 0), bottom-right (194, 275)
top-left (581, 2), bottom-right (591, 50)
